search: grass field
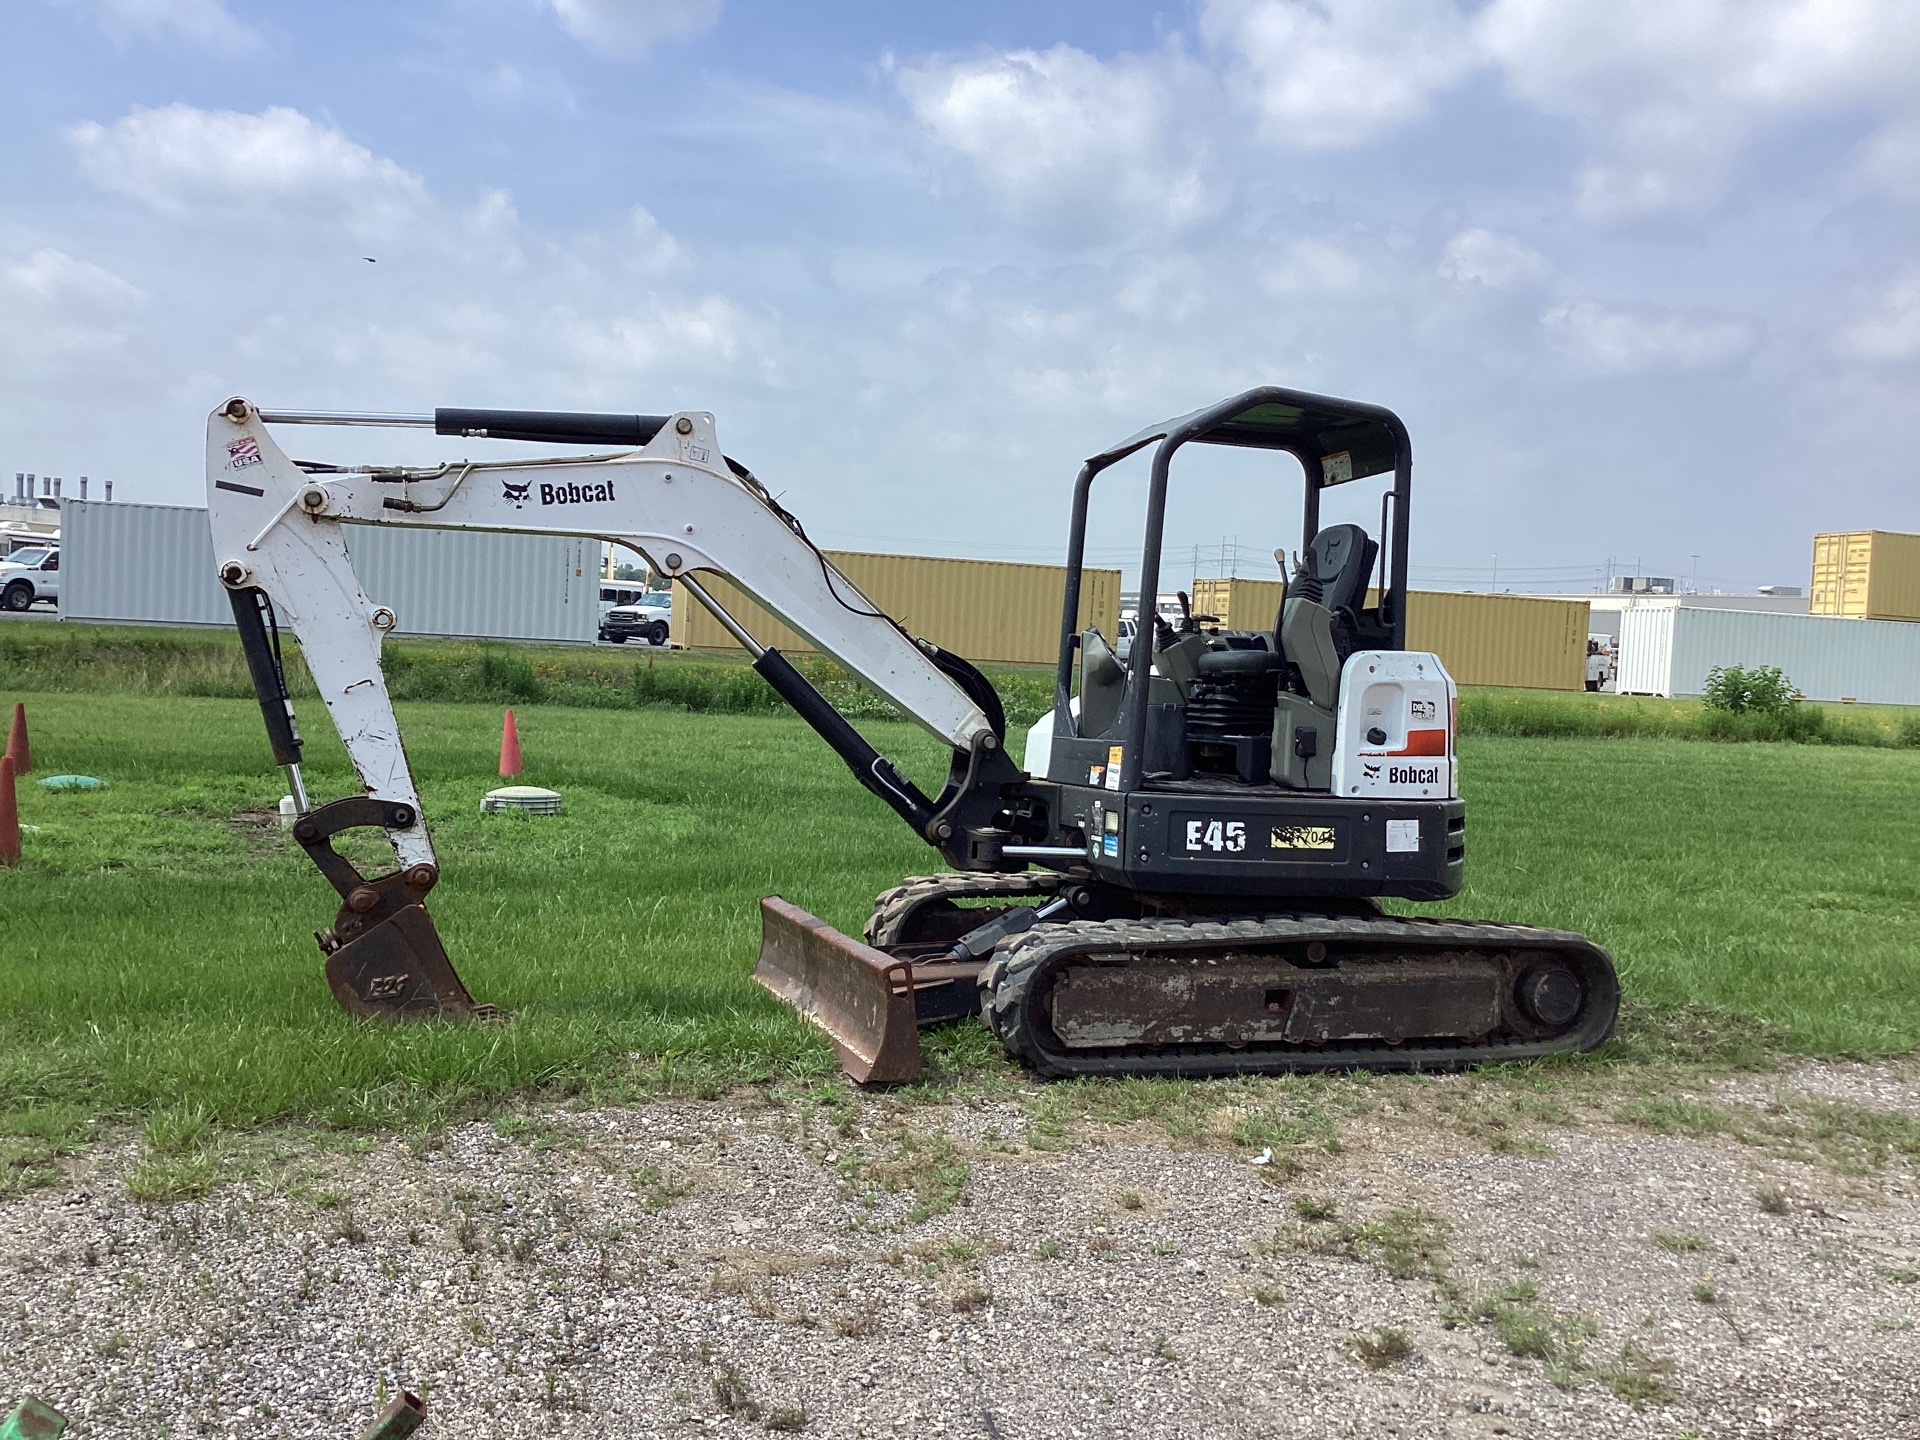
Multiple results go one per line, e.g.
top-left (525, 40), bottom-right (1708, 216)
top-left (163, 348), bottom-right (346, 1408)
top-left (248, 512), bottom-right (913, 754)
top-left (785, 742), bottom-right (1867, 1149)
top-left (3, 685), bottom-right (1918, 1147)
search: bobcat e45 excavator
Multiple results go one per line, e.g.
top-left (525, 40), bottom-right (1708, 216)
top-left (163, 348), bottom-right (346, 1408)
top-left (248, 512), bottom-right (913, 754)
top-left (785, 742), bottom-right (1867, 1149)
top-left (204, 385), bottom-right (1618, 1083)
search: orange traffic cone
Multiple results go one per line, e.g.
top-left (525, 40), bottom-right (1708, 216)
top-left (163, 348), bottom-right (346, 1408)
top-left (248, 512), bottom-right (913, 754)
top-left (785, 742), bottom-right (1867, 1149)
top-left (0, 755), bottom-right (19, 868)
top-left (499, 708), bottom-right (523, 778)
top-left (4, 702), bottom-right (26, 775)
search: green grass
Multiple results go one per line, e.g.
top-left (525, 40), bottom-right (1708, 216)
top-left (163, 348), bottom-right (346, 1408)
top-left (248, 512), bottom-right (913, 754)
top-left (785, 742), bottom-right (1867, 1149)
top-left (0, 622), bottom-right (1059, 727)
top-left (1462, 687), bottom-right (1920, 748)
top-left (9, 622), bottom-right (1918, 746)
top-left (1, 680), bottom-right (1918, 1136)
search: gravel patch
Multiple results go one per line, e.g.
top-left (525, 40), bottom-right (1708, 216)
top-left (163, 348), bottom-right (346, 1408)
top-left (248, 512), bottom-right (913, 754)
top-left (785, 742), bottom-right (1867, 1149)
top-left (0, 1065), bottom-right (1914, 1439)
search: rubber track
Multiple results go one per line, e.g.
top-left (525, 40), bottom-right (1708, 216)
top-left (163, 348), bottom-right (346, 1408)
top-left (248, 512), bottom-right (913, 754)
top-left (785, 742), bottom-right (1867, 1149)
top-left (864, 871), bottom-right (1063, 949)
top-left (981, 913), bottom-right (1619, 1079)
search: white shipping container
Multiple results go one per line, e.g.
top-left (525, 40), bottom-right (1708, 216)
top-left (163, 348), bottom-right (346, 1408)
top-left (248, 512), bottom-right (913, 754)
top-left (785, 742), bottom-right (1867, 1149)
top-left (1617, 604), bottom-right (1920, 705)
top-left (59, 500), bottom-right (596, 644)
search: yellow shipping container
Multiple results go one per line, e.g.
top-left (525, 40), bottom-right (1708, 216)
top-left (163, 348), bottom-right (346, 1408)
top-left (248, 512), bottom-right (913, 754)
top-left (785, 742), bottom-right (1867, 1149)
top-left (678, 551), bottom-right (1121, 666)
top-left (1186, 578), bottom-right (1589, 691)
top-left (1810, 530), bottom-right (1920, 621)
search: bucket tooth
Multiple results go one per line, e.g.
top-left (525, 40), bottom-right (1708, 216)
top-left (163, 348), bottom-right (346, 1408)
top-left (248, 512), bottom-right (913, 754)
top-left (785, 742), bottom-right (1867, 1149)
top-left (755, 896), bottom-right (920, 1085)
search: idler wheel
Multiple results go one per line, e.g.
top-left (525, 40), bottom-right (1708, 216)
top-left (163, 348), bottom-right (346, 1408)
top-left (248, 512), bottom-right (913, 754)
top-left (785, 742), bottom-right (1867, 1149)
top-left (1517, 966), bottom-right (1583, 1027)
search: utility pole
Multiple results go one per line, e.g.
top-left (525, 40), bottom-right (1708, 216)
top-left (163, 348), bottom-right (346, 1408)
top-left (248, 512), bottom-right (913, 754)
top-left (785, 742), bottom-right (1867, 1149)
top-left (1491, 553), bottom-right (1498, 592)
top-left (1690, 554), bottom-right (1699, 594)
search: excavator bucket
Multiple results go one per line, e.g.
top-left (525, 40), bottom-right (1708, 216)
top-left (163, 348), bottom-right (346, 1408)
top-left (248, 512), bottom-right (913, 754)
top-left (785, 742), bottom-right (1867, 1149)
top-left (754, 896), bottom-right (921, 1084)
top-left (323, 902), bottom-right (491, 1021)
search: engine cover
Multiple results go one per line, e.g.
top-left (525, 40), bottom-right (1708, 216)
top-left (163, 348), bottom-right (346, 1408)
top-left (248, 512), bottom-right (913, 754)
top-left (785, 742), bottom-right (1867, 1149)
top-left (1330, 650), bottom-right (1457, 800)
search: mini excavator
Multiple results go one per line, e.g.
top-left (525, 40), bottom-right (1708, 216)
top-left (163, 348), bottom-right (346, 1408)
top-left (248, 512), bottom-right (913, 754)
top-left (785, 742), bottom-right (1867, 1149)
top-left (205, 386), bottom-right (1618, 1082)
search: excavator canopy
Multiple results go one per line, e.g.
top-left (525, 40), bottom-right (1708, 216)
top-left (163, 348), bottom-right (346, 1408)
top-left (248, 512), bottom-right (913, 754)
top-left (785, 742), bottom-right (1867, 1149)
top-left (1088, 387), bottom-right (1406, 486)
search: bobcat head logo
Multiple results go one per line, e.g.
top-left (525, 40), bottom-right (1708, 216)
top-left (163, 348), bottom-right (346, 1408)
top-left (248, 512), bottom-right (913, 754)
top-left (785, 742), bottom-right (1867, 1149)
top-left (502, 480), bottom-right (531, 509)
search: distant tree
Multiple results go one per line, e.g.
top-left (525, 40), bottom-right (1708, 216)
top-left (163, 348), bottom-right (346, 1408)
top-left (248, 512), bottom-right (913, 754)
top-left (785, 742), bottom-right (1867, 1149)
top-left (613, 563), bottom-right (646, 581)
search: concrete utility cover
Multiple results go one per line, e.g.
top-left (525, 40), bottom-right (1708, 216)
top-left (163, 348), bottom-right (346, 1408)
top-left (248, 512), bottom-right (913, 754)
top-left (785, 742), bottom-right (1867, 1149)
top-left (481, 785), bottom-right (562, 815)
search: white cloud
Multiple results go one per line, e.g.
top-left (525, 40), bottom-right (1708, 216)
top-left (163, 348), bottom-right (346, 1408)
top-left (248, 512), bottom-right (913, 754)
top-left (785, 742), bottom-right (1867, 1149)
top-left (1540, 298), bottom-right (1760, 373)
top-left (546, 0), bottom-right (722, 59)
top-left (1477, 0), bottom-right (1920, 216)
top-left (1202, 0), bottom-right (1479, 148)
top-left (66, 0), bottom-right (260, 54)
top-left (897, 44), bottom-right (1211, 238)
top-left (67, 105), bottom-right (427, 236)
top-left (0, 248), bottom-right (146, 373)
top-left (1836, 274), bottom-right (1920, 361)
top-left (1439, 228), bottom-right (1549, 289)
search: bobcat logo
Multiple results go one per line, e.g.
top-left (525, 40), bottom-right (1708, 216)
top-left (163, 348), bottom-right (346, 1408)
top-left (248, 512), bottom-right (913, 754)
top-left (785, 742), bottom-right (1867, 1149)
top-left (502, 480), bottom-right (531, 509)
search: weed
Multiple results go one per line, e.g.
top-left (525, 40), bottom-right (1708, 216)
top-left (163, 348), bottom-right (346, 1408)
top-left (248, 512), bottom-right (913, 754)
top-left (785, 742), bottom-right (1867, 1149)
top-left (1034, 1238), bottom-right (1063, 1260)
top-left (1881, 1267), bottom-right (1919, 1285)
top-left (942, 1237), bottom-right (979, 1262)
top-left (1293, 1195), bottom-right (1339, 1222)
top-left (632, 1164), bottom-right (693, 1212)
top-left (1692, 1276), bottom-right (1717, 1304)
top-left (1152, 1334), bottom-right (1179, 1362)
top-left (762, 1406), bottom-right (807, 1432)
top-left (1153, 1241), bottom-right (1181, 1256)
top-left (711, 1363), bottom-right (760, 1420)
top-left (329, 1213), bottom-right (369, 1245)
top-left (1652, 1232), bottom-right (1707, 1255)
top-left (1118, 1190), bottom-right (1144, 1211)
top-left (1755, 1186), bottom-right (1789, 1215)
top-left (124, 1153), bottom-right (217, 1203)
top-left (828, 1305), bottom-right (883, 1338)
top-left (1874, 1317), bottom-right (1913, 1332)
top-left (949, 1285), bottom-right (991, 1314)
top-left (1351, 1326), bottom-right (1412, 1369)
top-left (1252, 1286), bottom-right (1285, 1307)
top-left (1279, 1209), bottom-right (1451, 1285)
top-left (1595, 1339), bottom-right (1676, 1407)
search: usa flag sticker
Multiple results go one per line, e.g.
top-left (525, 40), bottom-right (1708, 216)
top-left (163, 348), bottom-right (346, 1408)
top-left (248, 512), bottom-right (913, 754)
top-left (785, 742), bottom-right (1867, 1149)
top-left (227, 436), bottom-right (263, 469)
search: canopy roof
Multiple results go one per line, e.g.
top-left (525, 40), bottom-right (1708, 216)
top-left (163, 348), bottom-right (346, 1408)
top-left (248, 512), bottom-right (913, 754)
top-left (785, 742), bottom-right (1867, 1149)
top-left (1087, 386), bottom-right (1405, 486)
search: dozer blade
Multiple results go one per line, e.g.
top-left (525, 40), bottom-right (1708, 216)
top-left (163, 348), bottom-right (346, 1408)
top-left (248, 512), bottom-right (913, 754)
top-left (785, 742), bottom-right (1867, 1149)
top-left (323, 901), bottom-right (492, 1021)
top-left (755, 896), bottom-right (921, 1085)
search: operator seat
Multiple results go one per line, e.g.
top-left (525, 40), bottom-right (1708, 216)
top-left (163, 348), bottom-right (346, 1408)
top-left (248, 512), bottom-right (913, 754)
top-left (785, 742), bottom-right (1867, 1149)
top-left (1272, 523), bottom-right (1378, 790)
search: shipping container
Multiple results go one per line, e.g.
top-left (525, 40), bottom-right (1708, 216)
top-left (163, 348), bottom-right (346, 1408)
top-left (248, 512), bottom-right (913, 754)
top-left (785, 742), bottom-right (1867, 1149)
top-left (679, 551), bottom-right (1121, 665)
top-left (59, 500), bottom-right (597, 643)
top-left (1616, 604), bottom-right (1920, 705)
top-left (1187, 578), bottom-right (1588, 691)
top-left (1810, 530), bottom-right (1920, 621)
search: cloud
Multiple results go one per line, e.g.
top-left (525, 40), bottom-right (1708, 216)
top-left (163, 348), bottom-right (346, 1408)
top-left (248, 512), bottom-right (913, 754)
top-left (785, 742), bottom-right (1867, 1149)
top-left (1540, 298), bottom-right (1761, 373)
top-left (1201, 0), bottom-right (1479, 148)
top-left (1439, 228), bottom-right (1549, 289)
top-left (1477, 0), bottom-right (1920, 216)
top-left (67, 105), bottom-right (428, 236)
top-left (0, 249), bottom-right (146, 374)
top-left (1836, 274), bottom-right (1920, 361)
top-left (545, 0), bottom-right (722, 59)
top-left (897, 44), bottom-right (1212, 239)
top-left (64, 0), bottom-right (260, 54)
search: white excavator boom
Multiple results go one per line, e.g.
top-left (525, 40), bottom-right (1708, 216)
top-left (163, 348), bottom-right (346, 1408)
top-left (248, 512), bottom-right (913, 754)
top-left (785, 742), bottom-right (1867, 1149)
top-left (204, 396), bottom-right (1014, 1021)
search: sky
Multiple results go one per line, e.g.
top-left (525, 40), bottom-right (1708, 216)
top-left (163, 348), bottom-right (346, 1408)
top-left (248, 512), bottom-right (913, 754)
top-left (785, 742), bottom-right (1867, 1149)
top-left (3, 0), bottom-right (1918, 594)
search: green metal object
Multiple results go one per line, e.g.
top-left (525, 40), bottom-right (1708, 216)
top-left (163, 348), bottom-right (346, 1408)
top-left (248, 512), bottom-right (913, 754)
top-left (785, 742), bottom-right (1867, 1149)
top-left (0, 1396), bottom-right (67, 1440)
top-left (357, 1392), bottom-right (424, 1440)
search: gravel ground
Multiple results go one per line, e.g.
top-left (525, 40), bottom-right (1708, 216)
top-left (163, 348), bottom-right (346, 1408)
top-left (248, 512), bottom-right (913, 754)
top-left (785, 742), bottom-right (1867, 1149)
top-left (1, 1065), bottom-right (1915, 1440)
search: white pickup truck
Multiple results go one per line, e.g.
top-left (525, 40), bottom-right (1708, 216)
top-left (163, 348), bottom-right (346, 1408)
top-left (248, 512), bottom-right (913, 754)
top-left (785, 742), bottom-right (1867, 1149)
top-left (0, 544), bottom-right (60, 610)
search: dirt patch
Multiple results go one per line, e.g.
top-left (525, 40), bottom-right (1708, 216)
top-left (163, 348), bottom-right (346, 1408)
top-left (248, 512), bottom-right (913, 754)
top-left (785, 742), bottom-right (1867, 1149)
top-left (0, 1064), bottom-right (1915, 1438)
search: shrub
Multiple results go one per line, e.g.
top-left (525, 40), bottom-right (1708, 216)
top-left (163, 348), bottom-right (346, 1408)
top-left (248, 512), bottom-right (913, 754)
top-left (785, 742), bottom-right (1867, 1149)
top-left (1702, 664), bottom-right (1798, 715)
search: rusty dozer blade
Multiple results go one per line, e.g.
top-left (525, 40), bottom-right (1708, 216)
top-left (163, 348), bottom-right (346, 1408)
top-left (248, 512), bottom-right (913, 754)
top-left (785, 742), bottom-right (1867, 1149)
top-left (755, 896), bottom-right (921, 1084)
